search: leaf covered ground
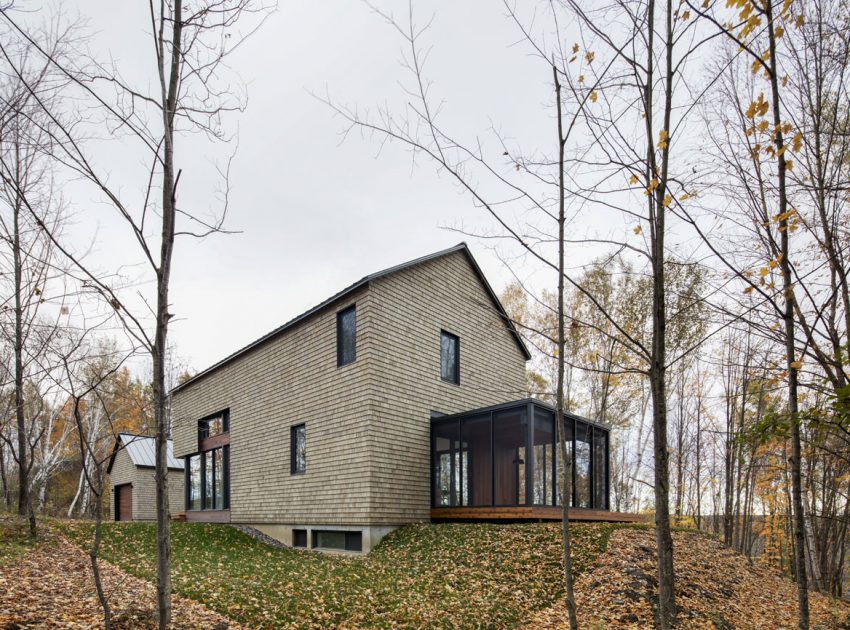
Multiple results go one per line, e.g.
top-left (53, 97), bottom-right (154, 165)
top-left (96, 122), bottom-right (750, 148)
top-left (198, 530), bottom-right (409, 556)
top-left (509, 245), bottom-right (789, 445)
top-left (56, 519), bottom-right (613, 629)
top-left (527, 527), bottom-right (850, 629)
top-left (0, 515), bottom-right (241, 629)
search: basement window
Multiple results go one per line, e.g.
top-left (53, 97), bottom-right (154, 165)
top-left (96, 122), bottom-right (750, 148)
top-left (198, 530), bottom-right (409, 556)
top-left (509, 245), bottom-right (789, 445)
top-left (292, 529), bottom-right (308, 548)
top-left (312, 530), bottom-right (362, 552)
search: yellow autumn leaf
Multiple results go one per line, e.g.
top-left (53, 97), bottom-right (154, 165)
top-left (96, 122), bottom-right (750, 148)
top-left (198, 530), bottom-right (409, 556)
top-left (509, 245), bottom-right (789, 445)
top-left (743, 286), bottom-right (754, 294)
top-left (759, 267), bottom-right (769, 277)
top-left (790, 360), bottom-right (803, 370)
top-left (792, 131), bottom-right (802, 152)
top-left (585, 51), bottom-right (595, 63)
top-left (572, 43), bottom-right (579, 53)
top-left (795, 14), bottom-right (804, 28)
top-left (662, 194), bottom-right (672, 207)
top-left (786, 159), bottom-right (794, 170)
top-left (629, 174), bottom-right (639, 185)
top-left (589, 90), bottom-right (598, 102)
top-left (682, 10), bottom-right (690, 20)
top-left (578, 74), bottom-right (585, 83)
top-left (633, 225), bottom-right (642, 235)
top-left (679, 193), bottom-right (690, 201)
top-left (658, 129), bottom-right (668, 149)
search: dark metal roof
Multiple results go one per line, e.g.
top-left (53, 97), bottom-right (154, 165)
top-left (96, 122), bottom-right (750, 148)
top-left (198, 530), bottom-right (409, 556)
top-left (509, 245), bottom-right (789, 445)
top-left (172, 242), bottom-right (531, 394)
top-left (106, 433), bottom-right (184, 474)
top-left (430, 397), bottom-right (610, 432)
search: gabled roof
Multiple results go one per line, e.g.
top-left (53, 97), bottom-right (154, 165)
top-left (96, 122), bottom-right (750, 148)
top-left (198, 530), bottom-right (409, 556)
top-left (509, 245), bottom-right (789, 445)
top-left (106, 433), bottom-right (184, 474)
top-left (172, 242), bottom-right (531, 394)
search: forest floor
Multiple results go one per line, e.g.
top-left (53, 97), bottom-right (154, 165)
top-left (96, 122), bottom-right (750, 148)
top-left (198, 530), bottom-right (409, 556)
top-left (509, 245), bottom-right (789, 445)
top-left (1, 515), bottom-right (848, 629)
top-left (528, 527), bottom-right (850, 629)
top-left (0, 515), bottom-right (240, 629)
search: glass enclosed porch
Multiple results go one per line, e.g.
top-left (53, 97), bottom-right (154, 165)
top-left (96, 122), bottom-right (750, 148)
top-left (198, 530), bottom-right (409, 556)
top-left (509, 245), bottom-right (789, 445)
top-left (431, 399), bottom-right (612, 518)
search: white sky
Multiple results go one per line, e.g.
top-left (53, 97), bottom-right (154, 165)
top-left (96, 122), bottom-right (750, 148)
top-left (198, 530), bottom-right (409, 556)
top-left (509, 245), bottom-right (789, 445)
top-left (58, 0), bottom-right (581, 374)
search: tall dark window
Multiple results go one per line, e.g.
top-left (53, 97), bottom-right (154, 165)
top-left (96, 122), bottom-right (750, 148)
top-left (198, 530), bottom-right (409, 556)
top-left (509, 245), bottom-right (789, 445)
top-left (440, 331), bottom-right (459, 384)
top-left (187, 409), bottom-right (230, 512)
top-left (337, 305), bottom-right (356, 366)
top-left (187, 455), bottom-right (201, 510)
top-left (291, 423), bottom-right (306, 474)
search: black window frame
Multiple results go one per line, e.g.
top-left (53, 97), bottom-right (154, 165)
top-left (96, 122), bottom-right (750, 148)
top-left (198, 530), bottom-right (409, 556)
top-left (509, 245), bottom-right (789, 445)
top-left (292, 529), bottom-right (308, 548)
top-left (311, 529), bottom-right (362, 552)
top-left (290, 423), bottom-right (306, 475)
top-left (440, 330), bottom-right (460, 385)
top-left (336, 304), bottom-right (357, 367)
top-left (198, 410), bottom-right (229, 440)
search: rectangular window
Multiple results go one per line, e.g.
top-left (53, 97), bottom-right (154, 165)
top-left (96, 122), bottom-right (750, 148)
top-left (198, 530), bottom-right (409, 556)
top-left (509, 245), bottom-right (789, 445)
top-left (199, 412), bottom-right (228, 440)
top-left (187, 455), bottom-right (201, 510)
top-left (293, 529), bottom-right (308, 548)
top-left (440, 331), bottom-right (459, 384)
top-left (312, 530), bottom-right (362, 552)
top-left (337, 305), bottom-right (356, 366)
top-left (291, 424), bottom-right (306, 474)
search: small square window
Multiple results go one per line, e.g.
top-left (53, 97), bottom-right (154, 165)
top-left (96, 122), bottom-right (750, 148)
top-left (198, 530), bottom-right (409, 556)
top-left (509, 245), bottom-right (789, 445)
top-left (440, 331), bottom-right (459, 384)
top-left (291, 424), bottom-right (306, 474)
top-left (337, 305), bottom-right (356, 367)
top-left (293, 529), bottom-right (308, 548)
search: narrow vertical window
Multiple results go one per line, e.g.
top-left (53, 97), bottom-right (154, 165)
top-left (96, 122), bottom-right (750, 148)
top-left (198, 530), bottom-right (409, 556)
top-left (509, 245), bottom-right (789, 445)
top-left (291, 423), bottom-right (306, 474)
top-left (337, 305), bottom-right (356, 366)
top-left (440, 331), bottom-right (459, 384)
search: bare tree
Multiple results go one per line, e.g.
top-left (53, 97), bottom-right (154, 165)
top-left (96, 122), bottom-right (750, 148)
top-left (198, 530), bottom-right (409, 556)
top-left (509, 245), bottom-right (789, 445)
top-left (0, 1), bottom-right (272, 625)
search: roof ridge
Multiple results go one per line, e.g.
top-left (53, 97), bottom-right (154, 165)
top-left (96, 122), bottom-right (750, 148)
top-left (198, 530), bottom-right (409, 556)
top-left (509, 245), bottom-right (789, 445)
top-left (172, 242), bottom-right (528, 393)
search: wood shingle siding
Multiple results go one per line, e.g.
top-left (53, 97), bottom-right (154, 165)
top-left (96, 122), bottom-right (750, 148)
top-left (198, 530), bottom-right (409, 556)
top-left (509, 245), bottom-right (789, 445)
top-left (170, 246), bottom-right (527, 527)
top-left (108, 447), bottom-right (184, 521)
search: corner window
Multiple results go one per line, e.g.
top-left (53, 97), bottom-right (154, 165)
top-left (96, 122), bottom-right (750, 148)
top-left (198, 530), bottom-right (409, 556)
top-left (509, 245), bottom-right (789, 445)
top-left (440, 331), bottom-right (459, 384)
top-left (293, 529), bottom-right (308, 548)
top-left (291, 423), bottom-right (306, 474)
top-left (186, 446), bottom-right (228, 511)
top-left (187, 455), bottom-right (201, 510)
top-left (337, 305), bottom-right (356, 366)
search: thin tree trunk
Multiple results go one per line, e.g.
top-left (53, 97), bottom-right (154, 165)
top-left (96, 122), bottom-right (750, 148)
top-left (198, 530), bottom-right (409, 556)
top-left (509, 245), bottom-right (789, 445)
top-left (154, 3), bottom-right (183, 626)
top-left (13, 164), bottom-right (28, 520)
top-left (553, 63), bottom-right (578, 630)
top-left (765, 4), bottom-right (809, 625)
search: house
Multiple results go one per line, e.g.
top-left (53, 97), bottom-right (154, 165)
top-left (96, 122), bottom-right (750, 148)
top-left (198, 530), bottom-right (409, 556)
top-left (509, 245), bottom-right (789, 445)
top-left (171, 243), bottom-right (621, 553)
top-left (107, 433), bottom-right (185, 521)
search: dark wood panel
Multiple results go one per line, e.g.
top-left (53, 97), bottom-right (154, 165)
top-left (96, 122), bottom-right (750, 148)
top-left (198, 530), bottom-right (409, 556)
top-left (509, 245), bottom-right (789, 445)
top-left (186, 509), bottom-right (231, 523)
top-left (116, 484), bottom-right (132, 521)
top-left (200, 433), bottom-right (230, 451)
top-left (431, 506), bottom-right (643, 523)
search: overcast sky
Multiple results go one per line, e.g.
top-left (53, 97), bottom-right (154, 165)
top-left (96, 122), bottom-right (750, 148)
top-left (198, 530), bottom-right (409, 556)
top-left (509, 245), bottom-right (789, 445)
top-left (58, 0), bottom-right (581, 374)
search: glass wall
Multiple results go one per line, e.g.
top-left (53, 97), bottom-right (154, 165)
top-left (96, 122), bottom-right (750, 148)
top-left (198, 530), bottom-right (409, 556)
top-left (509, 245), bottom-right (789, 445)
top-left (431, 401), bottom-right (609, 510)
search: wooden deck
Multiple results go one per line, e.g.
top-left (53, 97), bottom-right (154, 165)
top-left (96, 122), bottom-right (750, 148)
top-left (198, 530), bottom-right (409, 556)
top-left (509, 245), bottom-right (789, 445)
top-left (431, 506), bottom-right (644, 523)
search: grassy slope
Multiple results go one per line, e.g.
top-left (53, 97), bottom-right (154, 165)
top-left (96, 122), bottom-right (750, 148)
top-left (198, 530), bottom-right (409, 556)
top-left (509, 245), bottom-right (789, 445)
top-left (60, 521), bottom-right (617, 629)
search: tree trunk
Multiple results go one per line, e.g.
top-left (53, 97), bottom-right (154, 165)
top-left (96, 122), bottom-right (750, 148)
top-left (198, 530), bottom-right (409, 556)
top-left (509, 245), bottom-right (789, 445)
top-left (553, 63), bottom-right (578, 630)
top-left (13, 175), bottom-right (27, 519)
top-left (764, 3), bottom-right (809, 626)
top-left (154, 4), bottom-right (183, 626)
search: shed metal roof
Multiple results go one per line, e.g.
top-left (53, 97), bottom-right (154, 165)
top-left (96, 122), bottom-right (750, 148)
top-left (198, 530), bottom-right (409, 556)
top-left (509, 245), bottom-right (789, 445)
top-left (118, 433), bottom-right (184, 470)
top-left (172, 242), bottom-right (531, 394)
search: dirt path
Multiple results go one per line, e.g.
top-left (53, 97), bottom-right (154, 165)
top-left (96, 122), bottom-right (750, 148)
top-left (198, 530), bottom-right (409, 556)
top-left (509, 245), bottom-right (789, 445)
top-left (527, 528), bottom-right (850, 629)
top-left (0, 530), bottom-right (241, 629)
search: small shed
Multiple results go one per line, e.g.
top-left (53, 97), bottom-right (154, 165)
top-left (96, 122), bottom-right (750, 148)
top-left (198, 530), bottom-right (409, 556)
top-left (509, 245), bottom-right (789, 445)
top-left (107, 433), bottom-right (184, 521)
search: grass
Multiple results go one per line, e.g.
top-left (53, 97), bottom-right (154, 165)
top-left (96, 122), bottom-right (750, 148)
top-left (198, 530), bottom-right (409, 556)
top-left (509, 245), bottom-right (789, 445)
top-left (59, 520), bottom-right (625, 629)
top-left (0, 513), bottom-right (41, 568)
